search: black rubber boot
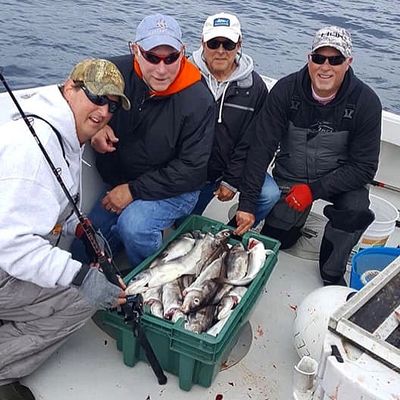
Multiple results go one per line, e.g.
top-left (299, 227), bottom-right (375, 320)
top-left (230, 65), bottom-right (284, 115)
top-left (0, 382), bottom-right (35, 400)
top-left (319, 224), bottom-right (364, 286)
top-left (320, 206), bottom-right (375, 285)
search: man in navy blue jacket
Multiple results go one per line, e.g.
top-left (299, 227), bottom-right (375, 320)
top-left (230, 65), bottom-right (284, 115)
top-left (85, 14), bottom-right (215, 269)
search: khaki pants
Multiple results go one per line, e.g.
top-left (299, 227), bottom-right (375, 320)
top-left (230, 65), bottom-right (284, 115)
top-left (0, 270), bottom-right (95, 385)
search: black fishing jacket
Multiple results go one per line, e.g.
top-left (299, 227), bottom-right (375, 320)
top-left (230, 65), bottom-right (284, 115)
top-left (96, 55), bottom-right (215, 200)
top-left (239, 65), bottom-right (382, 214)
top-left (206, 72), bottom-right (267, 190)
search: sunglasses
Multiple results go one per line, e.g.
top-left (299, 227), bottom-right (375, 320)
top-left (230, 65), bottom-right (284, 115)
top-left (138, 46), bottom-right (182, 65)
top-left (206, 38), bottom-right (237, 51)
top-left (309, 53), bottom-right (346, 66)
top-left (80, 84), bottom-right (121, 113)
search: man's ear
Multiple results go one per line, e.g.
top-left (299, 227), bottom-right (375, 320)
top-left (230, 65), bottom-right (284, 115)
top-left (345, 56), bottom-right (353, 71)
top-left (62, 79), bottom-right (76, 101)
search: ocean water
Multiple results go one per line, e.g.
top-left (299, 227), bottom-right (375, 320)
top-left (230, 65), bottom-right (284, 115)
top-left (1, 0), bottom-right (399, 113)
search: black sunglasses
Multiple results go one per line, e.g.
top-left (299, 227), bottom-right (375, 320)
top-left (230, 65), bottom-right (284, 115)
top-left (206, 38), bottom-right (237, 51)
top-left (80, 84), bottom-right (121, 113)
top-left (310, 53), bottom-right (346, 66)
top-left (138, 46), bottom-right (181, 65)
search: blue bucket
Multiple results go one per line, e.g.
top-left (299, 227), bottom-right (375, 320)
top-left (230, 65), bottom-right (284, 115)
top-left (350, 247), bottom-right (400, 290)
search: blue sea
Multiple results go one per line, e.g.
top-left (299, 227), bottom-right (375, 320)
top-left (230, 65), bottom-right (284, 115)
top-left (1, 0), bottom-right (399, 113)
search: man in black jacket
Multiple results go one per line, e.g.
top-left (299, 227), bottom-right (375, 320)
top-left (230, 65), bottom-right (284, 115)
top-left (84, 14), bottom-right (215, 268)
top-left (191, 12), bottom-right (280, 235)
top-left (237, 26), bottom-right (381, 285)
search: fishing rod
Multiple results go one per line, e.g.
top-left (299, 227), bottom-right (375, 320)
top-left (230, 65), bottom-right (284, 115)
top-left (0, 69), bottom-right (167, 384)
top-left (0, 68), bottom-right (122, 286)
top-left (371, 180), bottom-right (400, 194)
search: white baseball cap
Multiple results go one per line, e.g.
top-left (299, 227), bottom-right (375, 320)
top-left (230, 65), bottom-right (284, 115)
top-left (202, 12), bottom-right (242, 43)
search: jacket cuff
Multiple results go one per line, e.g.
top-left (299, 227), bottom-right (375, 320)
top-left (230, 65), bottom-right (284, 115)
top-left (71, 264), bottom-right (90, 286)
top-left (238, 198), bottom-right (256, 215)
top-left (128, 181), bottom-right (137, 199)
top-left (309, 180), bottom-right (323, 200)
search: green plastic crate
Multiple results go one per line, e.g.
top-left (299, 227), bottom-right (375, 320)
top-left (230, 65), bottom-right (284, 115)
top-left (102, 214), bottom-right (280, 390)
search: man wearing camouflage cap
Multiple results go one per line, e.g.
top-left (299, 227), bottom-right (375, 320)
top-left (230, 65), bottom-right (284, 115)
top-left (0, 59), bottom-right (129, 399)
top-left (237, 26), bottom-right (382, 286)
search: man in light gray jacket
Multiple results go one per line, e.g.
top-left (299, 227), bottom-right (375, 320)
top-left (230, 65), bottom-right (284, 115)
top-left (190, 12), bottom-right (280, 235)
top-left (0, 59), bottom-right (129, 400)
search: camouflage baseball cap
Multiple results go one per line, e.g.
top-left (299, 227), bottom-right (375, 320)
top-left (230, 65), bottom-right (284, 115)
top-left (69, 59), bottom-right (131, 110)
top-left (311, 26), bottom-right (352, 58)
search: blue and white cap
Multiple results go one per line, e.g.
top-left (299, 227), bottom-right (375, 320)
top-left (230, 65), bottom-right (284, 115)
top-left (202, 12), bottom-right (242, 43)
top-left (311, 26), bottom-right (352, 58)
top-left (135, 14), bottom-right (182, 51)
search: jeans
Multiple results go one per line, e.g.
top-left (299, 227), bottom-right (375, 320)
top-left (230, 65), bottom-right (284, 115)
top-left (71, 190), bottom-right (200, 268)
top-left (192, 174), bottom-right (281, 226)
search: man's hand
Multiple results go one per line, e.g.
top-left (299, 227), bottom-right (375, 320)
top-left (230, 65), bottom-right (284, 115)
top-left (214, 184), bottom-right (235, 202)
top-left (284, 184), bottom-right (313, 212)
top-left (234, 211), bottom-right (256, 236)
top-left (90, 125), bottom-right (119, 153)
top-left (72, 264), bottom-right (126, 309)
top-left (102, 184), bottom-right (133, 214)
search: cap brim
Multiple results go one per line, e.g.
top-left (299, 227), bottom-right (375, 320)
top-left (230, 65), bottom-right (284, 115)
top-left (139, 35), bottom-right (182, 51)
top-left (312, 43), bottom-right (348, 58)
top-left (203, 28), bottom-right (240, 43)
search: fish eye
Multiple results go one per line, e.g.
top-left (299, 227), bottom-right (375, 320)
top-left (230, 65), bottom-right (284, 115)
top-left (194, 298), bottom-right (200, 305)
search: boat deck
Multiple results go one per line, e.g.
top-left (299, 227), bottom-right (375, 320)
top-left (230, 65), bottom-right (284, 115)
top-left (1, 87), bottom-right (399, 400)
top-left (23, 186), bottom-right (400, 400)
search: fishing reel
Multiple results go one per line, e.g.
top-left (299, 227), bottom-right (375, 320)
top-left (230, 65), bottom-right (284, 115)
top-left (120, 294), bottom-right (144, 325)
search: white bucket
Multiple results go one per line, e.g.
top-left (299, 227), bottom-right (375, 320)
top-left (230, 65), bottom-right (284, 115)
top-left (359, 194), bottom-right (398, 249)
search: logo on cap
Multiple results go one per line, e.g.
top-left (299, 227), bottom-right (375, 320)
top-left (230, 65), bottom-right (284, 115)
top-left (156, 19), bottom-right (168, 30)
top-left (213, 18), bottom-right (230, 27)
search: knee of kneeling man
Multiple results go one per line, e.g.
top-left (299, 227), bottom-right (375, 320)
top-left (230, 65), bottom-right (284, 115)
top-left (325, 206), bottom-right (375, 232)
top-left (116, 213), bottom-right (146, 237)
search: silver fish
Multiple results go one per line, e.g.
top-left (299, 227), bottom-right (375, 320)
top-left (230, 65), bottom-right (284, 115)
top-left (217, 286), bottom-right (247, 320)
top-left (126, 229), bottom-right (230, 295)
top-left (222, 238), bottom-right (270, 286)
top-left (146, 232), bottom-right (195, 269)
top-left (179, 274), bottom-right (195, 290)
top-left (149, 302), bottom-right (164, 319)
top-left (226, 242), bottom-right (249, 281)
top-left (181, 255), bottom-right (226, 313)
top-left (171, 309), bottom-right (186, 323)
top-left (159, 232), bottom-right (195, 263)
top-left (162, 280), bottom-right (183, 319)
top-left (207, 310), bottom-right (233, 336)
top-left (185, 305), bottom-right (216, 333)
top-left (142, 286), bottom-right (163, 318)
top-left (181, 280), bottom-right (219, 314)
top-left (212, 283), bottom-right (234, 305)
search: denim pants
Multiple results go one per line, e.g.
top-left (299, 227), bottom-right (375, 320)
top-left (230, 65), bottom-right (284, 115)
top-left (192, 174), bottom-right (281, 225)
top-left (71, 190), bottom-right (199, 268)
